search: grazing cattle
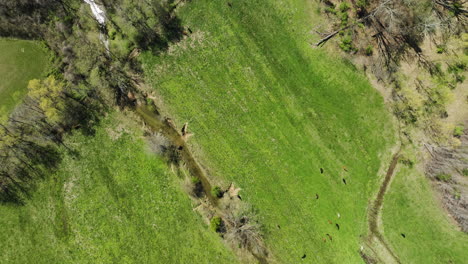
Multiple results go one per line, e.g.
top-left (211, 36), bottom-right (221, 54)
top-left (322, 238), bottom-right (327, 242)
top-left (336, 223), bottom-right (340, 230)
top-left (342, 166), bottom-right (348, 172)
top-left (326, 233), bottom-right (333, 241)
top-left (328, 220), bottom-right (332, 225)
top-left (277, 224), bottom-right (281, 229)
top-left (401, 233), bottom-right (406, 238)
top-left (337, 212), bottom-right (341, 218)
top-left (315, 193), bottom-right (319, 199)
top-left (227, 2), bottom-right (233, 7)
top-left (302, 254), bottom-right (307, 259)
top-left (320, 168), bottom-right (324, 174)
top-left (342, 178), bottom-right (347, 185)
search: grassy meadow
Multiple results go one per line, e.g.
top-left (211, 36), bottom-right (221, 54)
top-left (142, 0), bottom-right (396, 262)
top-left (382, 152), bottom-right (468, 263)
top-left (0, 39), bottom-right (49, 119)
top-left (0, 113), bottom-right (238, 264)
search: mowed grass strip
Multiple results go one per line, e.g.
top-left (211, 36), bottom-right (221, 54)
top-left (142, 0), bottom-right (395, 262)
top-left (382, 158), bottom-right (468, 263)
top-left (0, 39), bottom-right (49, 119)
top-left (0, 113), bottom-right (238, 264)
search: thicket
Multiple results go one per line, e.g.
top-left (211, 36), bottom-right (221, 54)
top-left (318, 0), bottom-right (467, 138)
top-left (0, 0), bottom-right (185, 203)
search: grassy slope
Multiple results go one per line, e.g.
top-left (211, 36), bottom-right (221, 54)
top-left (383, 159), bottom-right (468, 263)
top-left (0, 39), bottom-right (48, 119)
top-left (0, 113), bottom-right (238, 264)
top-left (142, 0), bottom-right (395, 262)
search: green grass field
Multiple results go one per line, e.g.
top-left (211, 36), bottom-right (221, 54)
top-left (382, 151), bottom-right (468, 263)
top-left (141, 0), bottom-right (396, 262)
top-left (0, 113), bottom-right (238, 264)
top-left (0, 39), bottom-right (49, 120)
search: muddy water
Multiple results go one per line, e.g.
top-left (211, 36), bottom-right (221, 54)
top-left (136, 106), bottom-right (216, 204)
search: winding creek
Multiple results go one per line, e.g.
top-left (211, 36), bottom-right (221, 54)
top-left (82, 2), bottom-right (268, 262)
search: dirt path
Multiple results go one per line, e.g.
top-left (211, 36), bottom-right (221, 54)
top-left (364, 146), bottom-right (402, 264)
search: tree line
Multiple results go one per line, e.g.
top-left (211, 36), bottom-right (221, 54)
top-left (0, 0), bottom-right (185, 203)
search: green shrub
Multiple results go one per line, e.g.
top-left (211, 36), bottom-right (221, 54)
top-left (210, 216), bottom-right (223, 232)
top-left (340, 12), bottom-right (349, 27)
top-left (356, 0), bottom-right (368, 8)
top-left (435, 173), bottom-right (452, 182)
top-left (462, 168), bottom-right (468, 176)
top-left (453, 125), bottom-right (464, 137)
top-left (191, 177), bottom-right (201, 184)
top-left (365, 45), bottom-right (373, 56)
top-left (211, 186), bottom-right (223, 198)
top-left (448, 62), bottom-right (467, 84)
top-left (339, 2), bottom-right (350, 12)
top-left (436, 45), bottom-right (446, 54)
top-left (324, 7), bottom-right (337, 15)
top-left (339, 36), bottom-right (356, 53)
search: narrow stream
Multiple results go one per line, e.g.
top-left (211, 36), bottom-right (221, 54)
top-left (136, 106), bottom-right (217, 203)
top-left (82, 2), bottom-right (267, 261)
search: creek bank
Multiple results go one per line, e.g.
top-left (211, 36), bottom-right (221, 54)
top-left (82, 1), bottom-right (269, 261)
top-left (134, 102), bottom-right (269, 263)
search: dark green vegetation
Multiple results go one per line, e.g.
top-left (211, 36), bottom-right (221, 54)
top-left (142, 0), bottom-right (396, 262)
top-left (0, 39), bottom-right (48, 119)
top-left (0, 113), bottom-right (238, 263)
top-left (0, 0), bottom-right (185, 203)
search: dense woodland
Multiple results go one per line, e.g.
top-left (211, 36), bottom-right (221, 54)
top-left (0, 0), bottom-right (185, 203)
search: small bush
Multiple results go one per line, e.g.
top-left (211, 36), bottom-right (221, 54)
top-left (339, 36), bottom-right (356, 53)
top-left (435, 173), bottom-right (452, 182)
top-left (191, 177), bottom-right (201, 184)
top-left (436, 45), bottom-right (446, 54)
top-left (324, 7), bottom-right (337, 15)
top-left (356, 0), bottom-right (368, 8)
top-left (340, 12), bottom-right (349, 27)
top-left (365, 45), bottom-right (373, 56)
top-left (211, 186), bottom-right (223, 198)
top-left (462, 168), bottom-right (468, 176)
top-left (448, 62), bottom-right (467, 84)
top-left (339, 2), bottom-right (350, 12)
top-left (210, 216), bottom-right (223, 233)
top-left (453, 125), bottom-right (464, 137)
